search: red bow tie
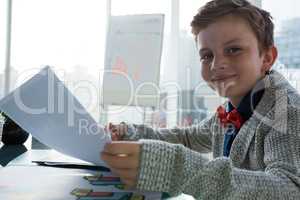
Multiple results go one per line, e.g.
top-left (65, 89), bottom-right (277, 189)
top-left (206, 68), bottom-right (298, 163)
top-left (217, 106), bottom-right (244, 129)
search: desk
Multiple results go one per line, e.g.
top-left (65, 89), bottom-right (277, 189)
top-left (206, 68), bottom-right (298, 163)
top-left (0, 145), bottom-right (195, 200)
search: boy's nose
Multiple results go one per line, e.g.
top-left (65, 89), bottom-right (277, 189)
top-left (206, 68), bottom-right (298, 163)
top-left (210, 56), bottom-right (228, 71)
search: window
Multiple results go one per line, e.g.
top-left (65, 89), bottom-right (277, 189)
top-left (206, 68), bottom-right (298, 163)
top-left (263, 0), bottom-right (300, 92)
top-left (107, 0), bottom-right (219, 127)
top-left (10, 0), bottom-right (108, 121)
top-left (178, 0), bottom-right (219, 125)
top-left (0, 0), bottom-right (8, 99)
top-left (7, 0), bottom-right (296, 129)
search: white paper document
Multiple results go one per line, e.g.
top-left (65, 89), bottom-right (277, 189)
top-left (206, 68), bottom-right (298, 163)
top-left (0, 66), bottom-right (111, 166)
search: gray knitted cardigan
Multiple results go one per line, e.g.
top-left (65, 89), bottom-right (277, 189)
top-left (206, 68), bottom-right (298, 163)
top-left (124, 70), bottom-right (300, 200)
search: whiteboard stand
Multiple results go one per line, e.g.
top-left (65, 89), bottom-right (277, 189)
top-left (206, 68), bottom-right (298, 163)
top-left (100, 104), bottom-right (156, 126)
top-left (102, 14), bottom-right (164, 126)
top-left (103, 14), bottom-right (164, 107)
top-left (143, 107), bottom-right (146, 124)
top-left (99, 103), bottom-right (109, 125)
top-left (142, 106), bottom-right (155, 126)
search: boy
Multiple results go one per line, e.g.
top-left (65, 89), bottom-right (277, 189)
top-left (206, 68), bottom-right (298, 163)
top-left (101, 0), bottom-right (300, 199)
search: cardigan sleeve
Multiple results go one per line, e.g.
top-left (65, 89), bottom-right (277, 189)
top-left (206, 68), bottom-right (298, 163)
top-left (135, 105), bottom-right (300, 200)
top-left (123, 116), bottom-right (216, 153)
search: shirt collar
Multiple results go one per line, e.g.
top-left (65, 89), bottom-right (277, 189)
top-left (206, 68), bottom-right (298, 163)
top-left (226, 81), bottom-right (265, 121)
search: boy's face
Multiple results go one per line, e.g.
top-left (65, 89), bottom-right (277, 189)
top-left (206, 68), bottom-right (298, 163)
top-left (197, 15), bottom-right (274, 106)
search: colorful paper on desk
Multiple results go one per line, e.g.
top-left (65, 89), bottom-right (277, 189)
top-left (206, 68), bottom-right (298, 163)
top-left (0, 66), bottom-right (111, 166)
top-left (0, 166), bottom-right (162, 200)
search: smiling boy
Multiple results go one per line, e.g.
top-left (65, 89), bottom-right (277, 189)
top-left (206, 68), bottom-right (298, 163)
top-left (198, 14), bottom-right (275, 106)
top-left (101, 0), bottom-right (300, 199)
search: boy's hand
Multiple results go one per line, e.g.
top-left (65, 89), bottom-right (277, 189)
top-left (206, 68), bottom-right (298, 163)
top-left (105, 122), bottom-right (128, 141)
top-left (101, 141), bottom-right (141, 189)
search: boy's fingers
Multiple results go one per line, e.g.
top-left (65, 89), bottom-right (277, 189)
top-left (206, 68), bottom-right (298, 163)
top-left (106, 122), bottom-right (112, 130)
top-left (121, 179), bottom-right (136, 189)
top-left (103, 141), bottom-right (140, 155)
top-left (110, 167), bottom-right (138, 180)
top-left (117, 124), bottom-right (127, 132)
top-left (101, 152), bottom-right (139, 169)
top-left (105, 123), bottom-right (115, 133)
top-left (111, 133), bottom-right (119, 141)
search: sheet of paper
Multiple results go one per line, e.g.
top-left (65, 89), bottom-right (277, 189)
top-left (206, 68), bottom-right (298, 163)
top-left (0, 66), bottom-right (111, 166)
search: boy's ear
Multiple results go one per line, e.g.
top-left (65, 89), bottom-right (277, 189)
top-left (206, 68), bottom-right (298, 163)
top-left (262, 46), bottom-right (278, 73)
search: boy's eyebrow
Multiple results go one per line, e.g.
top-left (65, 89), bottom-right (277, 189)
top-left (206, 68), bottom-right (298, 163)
top-left (198, 38), bottom-right (243, 54)
top-left (223, 38), bottom-right (243, 46)
top-left (199, 48), bottom-right (210, 55)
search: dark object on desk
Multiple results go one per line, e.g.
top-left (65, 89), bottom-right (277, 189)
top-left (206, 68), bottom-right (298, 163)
top-left (1, 113), bottom-right (29, 145)
top-left (0, 145), bottom-right (28, 166)
top-left (32, 161), bottom-right (111, 172)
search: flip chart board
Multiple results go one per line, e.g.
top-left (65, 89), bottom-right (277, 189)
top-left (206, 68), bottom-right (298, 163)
top-left (103, 14), bottom-right (164, 107)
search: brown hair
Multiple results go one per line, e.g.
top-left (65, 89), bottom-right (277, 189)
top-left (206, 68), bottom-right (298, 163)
top-left (191, 0), bottom-right (274, 53)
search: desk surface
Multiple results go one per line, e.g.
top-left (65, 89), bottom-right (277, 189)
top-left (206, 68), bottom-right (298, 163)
top-left (0, 144), bottom-right (195, 200)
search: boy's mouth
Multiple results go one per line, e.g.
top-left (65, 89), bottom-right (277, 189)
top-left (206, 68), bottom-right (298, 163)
top-left (211, 74), bottom-right (237, 82)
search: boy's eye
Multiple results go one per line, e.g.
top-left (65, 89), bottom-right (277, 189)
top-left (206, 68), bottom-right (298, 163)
top-left (225, 47), bottom-right (242, 55)
top-left (200, 53), bottom-right (213, 62)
